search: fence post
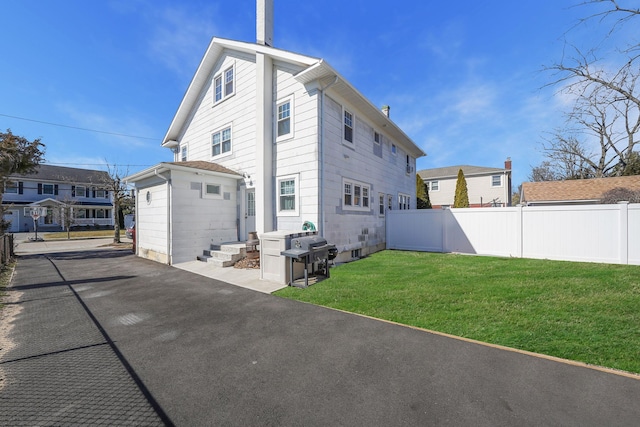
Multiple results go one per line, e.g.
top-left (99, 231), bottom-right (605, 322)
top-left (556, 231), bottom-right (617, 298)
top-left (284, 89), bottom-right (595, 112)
top-left (516, 204), bottom-right (523, 258)
top-left (619, 202), bottom-right (629, 265)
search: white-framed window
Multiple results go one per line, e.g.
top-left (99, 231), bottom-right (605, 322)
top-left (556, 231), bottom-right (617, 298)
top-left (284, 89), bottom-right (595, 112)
top-left (387, 194), bottom-right (393, 211)
top-left (398, 193), bottom-right (411, 210)
top-left (343, 178), bottom-right (371, 211)
top-left (76, 209), bottom-right (86, 219)
top-left (203, 182), bottom-right (222, 199)
top-left (374, 131), bottom-right (381, 145)
top-left (96, 209), bottom-right (106, 219)
top-left (492, 175), bottom-right (502, 187)
top-left (212, 126), bottom-right (232, 158)
top-left (277, 174), bottom-right (299, 216)
top-left (95, 188), bottom-right (107, 198)
top-left (391, 144), bottom-right (397, 155)
top-left (379, 193), bottom-right (385, 216)
top-left (344, 110), bottom-right (354, 143)
top-left (213, 64), bottom-right (235, 103)
top-left (43, 184), bottom-right (54, 195)
top-left (181, 145), bottom-right (187, 162)
top-left (276, 96), bottom-right (293, 140)
top-left (430, 181), bottom-right (439, 191)
top-left (5, 182), bottom-right (18, 193)
top-left (74, 185), bottom-right (86, 198)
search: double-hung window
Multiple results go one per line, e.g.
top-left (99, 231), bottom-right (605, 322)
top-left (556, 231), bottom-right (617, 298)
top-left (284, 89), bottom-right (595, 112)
top-left (379, 193), bottom-right (385, 216)
top-left (430, 181), bottom-right (439, 191)
top-left (181, 145), bottom-right (187, 162)
top-left (492, 175), bottom-right (502, 187)
top-left (5, 182), bottom-right (18, 193)
top-left (398, 193), bottom-right (411, 210)
top-left (212, 126), bottom-right (232, 157)
top-left (43, 184), bottom-right (54, 195)
top-left (374, 131), bottom-right (381, 145)
top-left (343, 178), bottom-right (370, 212)
top-left (276, 96), bottom-right (293, 140)
top-left (344, 110), bottom-right (354, 143)
top-left (277, 174), bottom-right (299, 216)
top-left (213, 64), bottom-right (235, 103)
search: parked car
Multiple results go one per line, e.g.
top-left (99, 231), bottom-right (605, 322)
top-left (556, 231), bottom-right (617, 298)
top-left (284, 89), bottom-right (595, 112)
top-left (126, 223), bottom-right (135, 239)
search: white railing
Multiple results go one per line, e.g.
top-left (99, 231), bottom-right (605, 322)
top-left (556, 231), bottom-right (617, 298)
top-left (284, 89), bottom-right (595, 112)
top-left (386, 203), bottom-right (639, 265)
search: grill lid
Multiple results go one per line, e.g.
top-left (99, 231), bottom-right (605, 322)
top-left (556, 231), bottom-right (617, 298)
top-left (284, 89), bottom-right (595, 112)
top-left (292, 236), bottom-right (328, 251)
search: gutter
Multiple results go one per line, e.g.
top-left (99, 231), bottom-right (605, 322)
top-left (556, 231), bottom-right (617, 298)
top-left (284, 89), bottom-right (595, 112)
top-left (318, 75), bottom-right (339, 238)
top-left (154, 168), bottom-right (173, 265)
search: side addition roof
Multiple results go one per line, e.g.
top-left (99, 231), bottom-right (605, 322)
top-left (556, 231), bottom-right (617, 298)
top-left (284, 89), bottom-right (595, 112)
top-left (125, 161), bottom-right (242, 183)
top-left (521, 175), bottom-right (640, 204)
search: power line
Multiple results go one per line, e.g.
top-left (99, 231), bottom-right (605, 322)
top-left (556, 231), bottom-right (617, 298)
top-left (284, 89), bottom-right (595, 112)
top-left (0, 113), bottom-right (160, 141)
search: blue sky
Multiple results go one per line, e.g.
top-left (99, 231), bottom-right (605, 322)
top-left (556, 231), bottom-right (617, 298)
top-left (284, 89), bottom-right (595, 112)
top-left (0, 0), bottom-right (625, 188)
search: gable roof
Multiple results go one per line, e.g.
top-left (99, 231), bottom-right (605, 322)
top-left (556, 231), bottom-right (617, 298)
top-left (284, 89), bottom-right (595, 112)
top-left (9, 164), bottom-right (110, 184)
top-left (521, 175), bottom-right (640, 204)
top-left (418, 164), bottom-right (509, 180)
top-left (162, 37), bottom-right (425, 159)
top-left (125, 161), bottom-right (241, 183)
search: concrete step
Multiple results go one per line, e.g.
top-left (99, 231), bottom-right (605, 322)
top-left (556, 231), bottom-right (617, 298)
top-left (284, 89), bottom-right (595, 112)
top-left (197, 241), bottom-right (249, 267)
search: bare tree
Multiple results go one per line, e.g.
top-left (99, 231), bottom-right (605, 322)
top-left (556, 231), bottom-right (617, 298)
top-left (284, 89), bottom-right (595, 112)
top-left (100, 163), bottom-right (130, 244)
top-left (538, 1), bottom-right (640, 179)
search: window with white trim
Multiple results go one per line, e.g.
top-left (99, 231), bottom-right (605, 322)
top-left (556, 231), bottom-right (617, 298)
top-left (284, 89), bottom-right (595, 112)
top-left (277, 175), bottom-right (299, 216)
top-left (398, 193), bottom-right (411, 210)
top-left (430, 181), bottom-right (439, 191)
top-left (181, 145), bottom-right (187, 162)
top-left (387, 194), bottom-right (393, 211)
top-left (492, 175), bottom-right (502, 187)
top-left (75, 185), bottom-right (86, 198)
top-left (276, 96), bottom-right (293, 140)
top-left (43, 184), bottom-right (54, 195)
top-left (343, 178), bottom-right (371, 211)
top-left (205, 183), bottom-right (221, 197)
top-left (391, 144), bottom-right (397, 155)
top-left (344, 110), bottom-right (354, 143)
top-left (212, 126), bottom-right (232, 157)
top-left (379, 193), bottom-right (385, 216)
top-left (213, 64), bottom-right (235, 103)
top-left (5, 182), bottom-right (18, 193)
top-left (95, 188), bottom-right (107, 198)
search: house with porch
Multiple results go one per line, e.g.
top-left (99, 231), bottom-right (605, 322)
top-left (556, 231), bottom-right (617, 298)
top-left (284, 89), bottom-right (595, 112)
top-left (418, 158), bottom-right (512, 208)
top-left (125, 0), bottom-right (426, 268)
top-left (2, 164), bottom-right (115, 232)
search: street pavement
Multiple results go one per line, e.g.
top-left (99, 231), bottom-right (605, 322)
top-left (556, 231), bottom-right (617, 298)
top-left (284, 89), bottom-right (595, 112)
top-left (1, 244), bottom-right (640, 425)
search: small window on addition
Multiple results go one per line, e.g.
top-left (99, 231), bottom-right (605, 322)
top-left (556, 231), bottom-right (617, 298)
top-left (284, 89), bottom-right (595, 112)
top-left (206, 184), bottom-right (221, 196)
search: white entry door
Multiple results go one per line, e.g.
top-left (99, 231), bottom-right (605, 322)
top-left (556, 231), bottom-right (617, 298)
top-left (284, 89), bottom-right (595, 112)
top-left (244, 189), bottom-right (256, 236)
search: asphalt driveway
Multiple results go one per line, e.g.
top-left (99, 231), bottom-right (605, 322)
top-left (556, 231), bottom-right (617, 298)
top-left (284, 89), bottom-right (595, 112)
top-left (2, 247), bottom-right (640, 426)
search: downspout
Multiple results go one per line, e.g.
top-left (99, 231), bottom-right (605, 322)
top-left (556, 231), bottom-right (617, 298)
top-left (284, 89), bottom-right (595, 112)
top-left (318, 75), bottom-right (339, 238)
top-left (155, 168), bottom-right (172, 265)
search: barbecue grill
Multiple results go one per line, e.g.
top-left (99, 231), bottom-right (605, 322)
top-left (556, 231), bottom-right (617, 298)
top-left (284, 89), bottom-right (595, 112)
top-left (281, 235), bottom-right (337, 287)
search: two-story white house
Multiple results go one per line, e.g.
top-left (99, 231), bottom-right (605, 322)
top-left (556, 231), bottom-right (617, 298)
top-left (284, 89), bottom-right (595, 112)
top-left (125, 0), bottom-right (425, 267)
top-left (2, 164), bottom-right (115, 232)
top-left (418, 158), bottom-right (512, 208)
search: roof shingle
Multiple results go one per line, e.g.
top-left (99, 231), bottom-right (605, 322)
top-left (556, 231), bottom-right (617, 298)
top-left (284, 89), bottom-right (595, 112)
top-left (522, 176), bottom-right (640, 203)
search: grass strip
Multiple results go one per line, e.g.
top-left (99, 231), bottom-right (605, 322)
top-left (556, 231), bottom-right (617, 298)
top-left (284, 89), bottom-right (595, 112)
top-left (275, 251), bottom-right (640, 374)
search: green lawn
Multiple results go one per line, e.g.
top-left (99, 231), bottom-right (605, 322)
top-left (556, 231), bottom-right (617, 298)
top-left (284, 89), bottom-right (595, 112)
top-left (43, 230), bottom-right (124, 239)
top-left (275, 251), bottom-right (640, 374)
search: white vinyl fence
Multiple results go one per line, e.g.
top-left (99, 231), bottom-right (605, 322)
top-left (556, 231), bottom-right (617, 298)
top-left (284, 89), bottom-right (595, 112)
top-left (386, 203), bottom-right (639, 265)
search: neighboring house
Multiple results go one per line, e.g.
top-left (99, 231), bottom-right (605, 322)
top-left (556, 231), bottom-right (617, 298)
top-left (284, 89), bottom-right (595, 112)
top-left (418, 158), bottom-right (512, 208)
top-left (521, 175), bottom-right (640, 206)
top-left (125, 0), bottom-right (426, 266)
top-left (2, 164), bottom-right (114, 232)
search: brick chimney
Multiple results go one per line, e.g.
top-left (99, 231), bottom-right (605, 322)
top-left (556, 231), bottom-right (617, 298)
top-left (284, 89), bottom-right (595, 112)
top-left (505, 157), bottom-right (512, 170)
top-left (257, 0), bottom-right (273, 46)
top-left (382, 105), bottom-right (390, 118)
